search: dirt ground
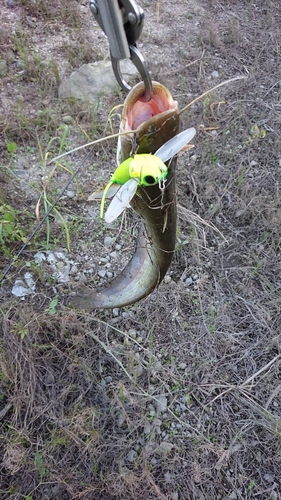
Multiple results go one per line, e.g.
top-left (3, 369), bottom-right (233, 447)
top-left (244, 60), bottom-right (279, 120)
top-left (1, 0), bottom-right (281, 499)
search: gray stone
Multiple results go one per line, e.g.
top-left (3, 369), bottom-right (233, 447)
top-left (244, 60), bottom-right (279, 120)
top-left (15, 59), bottom-right (25, 69)
top-left (98, 269), bottom-right (107, 278)
top-left (126, 450), bottom-right (137, 463)
top-left (155, 395), bottom-right (168, 413)
top-left (211, 70), bottom-right (219, 79)
top-left (62, 115), bottom-right (75, 125)
top-left (59, 60), bottom-right (138, 103)
top-left (104, 236), bottom-right (114, 248)
top-left (143, 423), bottom-right (152, 434)
top-left (7, 0), bottom-right (16, 8)
top-left (157, 441), bottom-right (174, 455)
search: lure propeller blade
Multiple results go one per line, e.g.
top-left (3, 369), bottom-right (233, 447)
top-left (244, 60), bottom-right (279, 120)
top-left (104, 178), bottom-right (139, 223)
top-left (155, 127), bottom-right (196, 163)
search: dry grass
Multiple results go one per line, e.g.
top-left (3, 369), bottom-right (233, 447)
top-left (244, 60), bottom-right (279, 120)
top-left (1, 0), bottom-right (281, 499)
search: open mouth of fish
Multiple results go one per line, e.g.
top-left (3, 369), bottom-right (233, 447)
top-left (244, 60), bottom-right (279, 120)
top-left (70, 81), bottom-right (181, 310)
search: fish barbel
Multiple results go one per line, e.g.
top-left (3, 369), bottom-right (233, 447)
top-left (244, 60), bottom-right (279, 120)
top-left (71, 81), bottom-right (181, 309)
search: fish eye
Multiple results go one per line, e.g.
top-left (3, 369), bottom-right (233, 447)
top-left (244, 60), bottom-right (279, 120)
top-left (143, 175), bottom-right (156, 185)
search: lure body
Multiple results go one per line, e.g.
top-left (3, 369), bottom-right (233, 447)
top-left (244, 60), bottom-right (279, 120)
top-left (111, 154), bottom-right (168, 186)
top-left (71, 81), bottom-right (194, 309)
top-left (97, 127), bottom-right (195, 223)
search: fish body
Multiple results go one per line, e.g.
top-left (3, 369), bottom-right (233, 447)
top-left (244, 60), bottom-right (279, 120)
top-left (71, 82), bottom-right (183, 309)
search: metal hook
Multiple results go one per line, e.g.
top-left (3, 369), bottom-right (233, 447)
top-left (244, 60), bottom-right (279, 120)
top-left (111, 45), bottom-right (153, 101)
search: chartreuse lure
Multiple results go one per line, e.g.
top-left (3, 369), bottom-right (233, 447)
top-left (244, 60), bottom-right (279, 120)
top-left (92, 127), bottom-right (196, 223)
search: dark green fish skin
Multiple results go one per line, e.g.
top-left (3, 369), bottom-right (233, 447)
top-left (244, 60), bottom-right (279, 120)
top-left (71, 82), bottom-right (180, 309)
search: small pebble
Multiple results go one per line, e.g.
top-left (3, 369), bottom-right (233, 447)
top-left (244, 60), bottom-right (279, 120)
top-left (264, 473), bottom-right (274, 483)
top-left (66, 190), bottom-right (75, 198)
top-left (179, 362), bottom-right (187, 369)
top-left (7, 0), bottom-right (16, 8)
top-left (98, 270), bottom-right (106, 278)
top-left (143, 423), bottom-right (152, 434)
top-left (211, 70), bottom-right (219, 78)
top-left (62, 115), bottom-right (75, 125)
top-left (99, 257), bottom-right (109, 264)
top-left (128, 328), bottom-right (137, 338)
top-left (155, 395), bottom-right (168, 413)
top-left (104, 236), bottom-right (113, 248)
top-left (126, 450), bottom-right (137, 463)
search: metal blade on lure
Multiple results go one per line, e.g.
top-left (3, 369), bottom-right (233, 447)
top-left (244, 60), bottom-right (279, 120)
top-left (155, 127), bottom-right (196, 163)
top-left (104, 178), bottom-right (139, 223)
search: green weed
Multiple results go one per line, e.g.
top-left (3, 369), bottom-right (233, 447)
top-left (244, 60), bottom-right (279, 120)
top-left (37, 125), bottom-right (72, 250)
top-left (0, 204), bottom-right (28, 255)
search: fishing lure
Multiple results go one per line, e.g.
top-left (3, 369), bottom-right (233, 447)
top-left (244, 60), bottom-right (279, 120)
top-left (89, 127), bottom-right (196, 223)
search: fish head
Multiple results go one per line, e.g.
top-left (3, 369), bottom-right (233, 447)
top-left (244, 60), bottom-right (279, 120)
top-left (117, 81), bottom-right (179, 164)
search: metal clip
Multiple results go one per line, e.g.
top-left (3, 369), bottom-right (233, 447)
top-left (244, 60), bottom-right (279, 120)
top-left (90, 0), bottom-right (152, 101)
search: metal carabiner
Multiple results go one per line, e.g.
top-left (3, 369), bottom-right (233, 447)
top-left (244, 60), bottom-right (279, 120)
top-left (111, 45), bottom-right (153, 101)
top-left (90, 0), bottom-right (152, 101)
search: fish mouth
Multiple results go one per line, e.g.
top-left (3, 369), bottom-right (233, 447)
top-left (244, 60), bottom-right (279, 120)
top-left (117, 81), bottom-right (179, 163)
top-left (70, 81), bottom-right (180, 310)
top-left (124, 81), bottom-right (178, 130)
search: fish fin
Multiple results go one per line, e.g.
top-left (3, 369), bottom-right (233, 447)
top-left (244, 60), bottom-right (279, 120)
top-left (155, 127), bottom-right (196, 163)
top-left (104, 178), bottom-right (139, 223)
top-left (88, 184), bottom-right (121, 201)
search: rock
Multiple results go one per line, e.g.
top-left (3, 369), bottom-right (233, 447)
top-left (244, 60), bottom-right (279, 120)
top-left (155, 395), bottom-right (168, 413)
top-left (164, 471), bottom-right (172, 483)
top-left (7, 0), bottom-right (16, 9)
top-left (66, 190), bottom-right (75, 198)
top-left (11, 272), bottom-right (36, 298)
top-left (156, 441), bottom-right (174, 455)
top-left (104, 236), bottom-right (114, 248)
top-left (59, 60), bottom-right (138, 103)
top-left (98, 270), bottom-right (106, 278)
top-left (12, 279), bottom-right (29, 298)
top-left (211, 70), bottom-right (219, 78)
top-left (264, 473), bottom-right (274, 483)
top-left (117, 412), bottom-right (126, 427)
top-left (126, 450), bottom-right (137, 463)
top-left (128, 328), bottom-right (136, 338)
top-left (143, 423), bottom-right (152, 434)
top-left (62, 115), bottom-right (75, 125)
top-left (15, 59), bottom-right (25, 69)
